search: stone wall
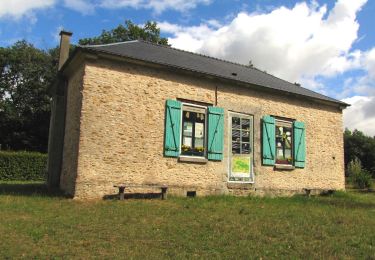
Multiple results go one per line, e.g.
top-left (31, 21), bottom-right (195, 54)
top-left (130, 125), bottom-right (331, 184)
top-left (61, 57), bottom-right (345, 199)
top-left (47, 87), bottom-right (67, 189)
top-left (60, 65), bottom-right (85, 195)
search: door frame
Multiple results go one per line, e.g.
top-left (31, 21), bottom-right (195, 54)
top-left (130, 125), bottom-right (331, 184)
top-left (227, 111), bottom-right (255, 183)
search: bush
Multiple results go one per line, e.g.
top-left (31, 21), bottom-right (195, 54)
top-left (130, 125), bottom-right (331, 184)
top-left (350, 170), bottom-right (372, 189)
top-left (347, 157), bottom-right (372, 189)
top-left (0, 151), bottom-right (47, 181)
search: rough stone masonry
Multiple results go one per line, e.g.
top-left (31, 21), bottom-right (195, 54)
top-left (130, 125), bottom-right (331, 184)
top-left (57, 56), bottom-right (345, 199)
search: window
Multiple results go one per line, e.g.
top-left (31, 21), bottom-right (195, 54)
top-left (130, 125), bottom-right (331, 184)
top-left (229, 112), bottom-right (254, 182)
top-left (181, 105), bottom-right (206, 157)
top-left (262, 115), bottom-right (306, 168)
top-left (275, 119), bottom-right (293, 165)
top-left (164, 99), bottom-right (224, 161)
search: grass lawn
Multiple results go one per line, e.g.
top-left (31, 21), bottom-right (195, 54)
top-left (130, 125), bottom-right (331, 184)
top-left (0, 182), bottom-right (374, 259)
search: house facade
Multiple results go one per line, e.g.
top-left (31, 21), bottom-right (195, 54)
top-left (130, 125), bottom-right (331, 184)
top-left (47, 31), bottom-right (348, 199)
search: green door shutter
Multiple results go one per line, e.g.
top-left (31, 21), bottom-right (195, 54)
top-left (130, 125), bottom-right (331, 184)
top-left (262, 115), bottom-right (275, 165)
top-left (293, 121), bottom-right (306, 168)
top-left (164, 99), bottom-right (181, 157)
top-left (207, 106), bottom-right (224, 161)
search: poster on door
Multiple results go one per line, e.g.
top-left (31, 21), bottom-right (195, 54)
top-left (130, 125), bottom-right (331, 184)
top-left (231, 156), bottom-right (251, 177)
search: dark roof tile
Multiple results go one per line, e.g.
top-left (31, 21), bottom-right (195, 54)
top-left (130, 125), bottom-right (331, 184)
top-left (79, 40), bottom-right (347, 106)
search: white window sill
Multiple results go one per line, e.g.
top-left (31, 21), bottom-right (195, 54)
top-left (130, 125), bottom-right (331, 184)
top-left (227, 181), bottom-right (255, 184)
top-left (274, 164), bottom-right (295, 170)
top-left (178, 156), bottom-right (208, 163)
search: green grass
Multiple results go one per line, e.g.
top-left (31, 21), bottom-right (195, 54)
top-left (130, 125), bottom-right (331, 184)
top-left (0, 182), bottom-right (374, 259)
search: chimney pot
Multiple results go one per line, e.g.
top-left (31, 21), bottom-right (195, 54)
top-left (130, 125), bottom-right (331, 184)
top-left (59, 30), bottom-right (73, 37)
top-left (58, 30), bottom-right (73, 70)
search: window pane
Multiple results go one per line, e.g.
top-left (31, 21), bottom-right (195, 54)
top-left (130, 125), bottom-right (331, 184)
top-left (242, 143), bottom-right (250, 154)
top-left (232, 142), bottom-right (240, 154)
top-left (196, 113), bottom-right (205, 122)
top-left (195, 137), bottom-right (204, 147)
top-left (232, 136), bottom-right (240, 143)
top-left (183, 111), bottom-right (192, 121)
top-left (232, 117), bottom-right (240, 129)
top-left (285, 149), bottom-right (292, 159)
top-left (276, 148), bottom-right (284, 158)
top-left (276, 126), bottom-right (283, 136)
top-left (195, 122), bottom-right (204, 138)
top-left (241, 119), bottom-right (250, 130)
top-left (285, 137), bottom-right (292, 148)
top-left (242, 131), bottom-right (250, 143)
top-left (183, 137), bottom-right (192, 147)
top-left (232, 129), bottom-right (240, 138)
top-left (183, 122), bottom-right (193, 137)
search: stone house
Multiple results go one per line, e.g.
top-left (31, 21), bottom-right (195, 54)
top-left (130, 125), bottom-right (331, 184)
top-left (47, 31), bottom-right (349, 199)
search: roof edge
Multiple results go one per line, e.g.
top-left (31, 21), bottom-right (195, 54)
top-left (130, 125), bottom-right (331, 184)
top-left (77, 45), bottom-right (349, 108)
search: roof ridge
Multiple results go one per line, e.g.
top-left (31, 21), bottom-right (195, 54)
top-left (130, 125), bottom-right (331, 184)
top-left (78, 40), bottom-right (139, 48)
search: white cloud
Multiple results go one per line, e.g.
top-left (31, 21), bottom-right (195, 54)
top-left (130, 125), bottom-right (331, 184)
top-left (160, 0), bottom-right (375, 136)
top-left (204, 19), bottom-right (222, 29)
top-left (161, 0), bottom-right (367, 84)
top-left (341, 48), bottom-right (375, 136)
top-left (363, 47), bottom-right (375, 80)
top-left (146, 0), bottom-right (211, 13)
top-left (97, 0), bottom-right (211, 14)
top-left (0, 0), bottom-right (55, 19)
top-left (159, 22), bottom-right (214, 51)
top-left (0, 0), bottom-right (210, 18)
top-left (52, 25), bottom-right (64, 43)
top-left (63, 0), bottom-right (95, 15)
top-left (342, 96), bottom-right (375, 136)
top-left (350, 48), bottom-right (375, 97)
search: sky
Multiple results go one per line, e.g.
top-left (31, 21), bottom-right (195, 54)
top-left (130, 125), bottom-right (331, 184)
top-left (1, 0), bottom-right (374, 136)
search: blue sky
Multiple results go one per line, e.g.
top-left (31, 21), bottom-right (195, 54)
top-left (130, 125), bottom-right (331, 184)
top-left (1, 0), bottom-right (375, 135)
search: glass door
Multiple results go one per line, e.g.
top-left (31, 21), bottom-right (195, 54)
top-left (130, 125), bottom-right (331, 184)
top-left (229, 113), bottom-right (254, 183)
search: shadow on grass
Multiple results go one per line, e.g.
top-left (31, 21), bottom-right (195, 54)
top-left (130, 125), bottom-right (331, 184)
top-left (295, 191), bottom-right (375, 210)
top-left (103, 192), bottom-right (163, 200)
top-left (0, 182), bottom-right (65, 198)
top-left (346, 188), bottom-right (374, 194)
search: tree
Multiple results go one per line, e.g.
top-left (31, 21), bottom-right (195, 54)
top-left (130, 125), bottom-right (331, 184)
top-left (344, 129), bottom-right (375, 178)
top-left (0, 41), bottom-right (58, 152)
top-left (79, 20), bottom-right (169, 45)
top-left (347, 157), bottom-right (372, 189)
top-left (0, 20), bottom-right (167, 152)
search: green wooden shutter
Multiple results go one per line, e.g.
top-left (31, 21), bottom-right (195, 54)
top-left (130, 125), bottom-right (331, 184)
top-left (293, 121), bottom-right (306, 168)
top-left (164, 99), bottom-right (181, 157)
top-left (262, 115), bottom-right (275, 166)
top-left (207, 106), bottom-right (224, 161)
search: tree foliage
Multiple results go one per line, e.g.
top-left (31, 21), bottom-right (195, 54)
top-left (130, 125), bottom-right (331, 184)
top-left (79, 20), bottom-right (169, 45)
top-left (347, 157), bottom-right (372, 189)
top-left (0, 41), bottom-right (58, 152)
top-left (0, 20), bottom-right (167, 152)
top-left (344, 129), bottom-right (375, 178)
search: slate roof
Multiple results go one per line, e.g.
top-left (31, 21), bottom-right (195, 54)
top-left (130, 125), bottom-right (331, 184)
top-left (78, 40), bottom-right (348, 107)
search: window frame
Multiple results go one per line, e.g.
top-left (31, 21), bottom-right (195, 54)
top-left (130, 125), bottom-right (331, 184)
top-left (227, 111), bottom-right (255, 184)
top-left (179, 102), bottom-right (208, 159)
top-left (274, 118), bottom-right (294, 166)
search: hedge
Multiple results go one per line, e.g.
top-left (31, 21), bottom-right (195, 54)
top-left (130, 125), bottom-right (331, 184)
top-left (0, 151), bottom-right (47, 181)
